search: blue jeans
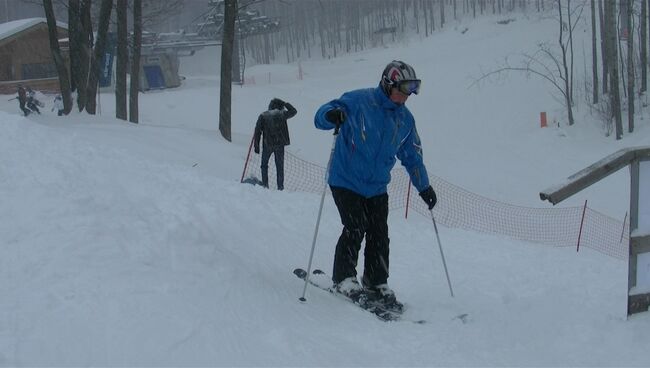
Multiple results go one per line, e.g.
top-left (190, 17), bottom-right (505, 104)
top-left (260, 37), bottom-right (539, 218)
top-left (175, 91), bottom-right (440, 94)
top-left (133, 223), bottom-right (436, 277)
top-left (261, 146), bottom-right (285, 190)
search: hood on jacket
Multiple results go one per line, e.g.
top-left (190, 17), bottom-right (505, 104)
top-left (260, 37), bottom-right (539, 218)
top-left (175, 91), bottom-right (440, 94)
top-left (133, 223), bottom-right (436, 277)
top-left (268, 98), bottom-right (284, 110)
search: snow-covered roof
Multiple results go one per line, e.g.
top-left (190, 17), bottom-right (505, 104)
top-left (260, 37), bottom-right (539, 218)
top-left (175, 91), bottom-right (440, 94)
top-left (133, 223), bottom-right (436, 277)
top-left (0, 18), bottom-right (68, 43)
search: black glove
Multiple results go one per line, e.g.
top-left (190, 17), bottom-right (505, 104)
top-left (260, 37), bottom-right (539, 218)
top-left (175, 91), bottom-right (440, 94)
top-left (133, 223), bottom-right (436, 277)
top-left (419, 185), bottom-right (437, 210)
top-left (325, 108), bottom-right (346, 127)
top-left (254, 147), bottom-right (260, 154)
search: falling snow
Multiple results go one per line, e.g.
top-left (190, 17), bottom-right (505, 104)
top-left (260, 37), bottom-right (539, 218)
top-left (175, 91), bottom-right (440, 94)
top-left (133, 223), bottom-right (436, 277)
top-left (1, 12), bottom-right (649, 366)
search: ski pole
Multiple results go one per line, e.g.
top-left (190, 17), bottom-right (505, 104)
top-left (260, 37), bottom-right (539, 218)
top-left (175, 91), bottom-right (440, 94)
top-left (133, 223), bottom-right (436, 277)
top-left (430, 209), bottom-right (454, 297)
top-left (299, 124), bottom-right (339, 302)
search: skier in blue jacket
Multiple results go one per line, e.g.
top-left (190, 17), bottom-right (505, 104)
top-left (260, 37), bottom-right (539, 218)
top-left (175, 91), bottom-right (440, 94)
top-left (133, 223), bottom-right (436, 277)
top-left (314, 60), bottom-right (437, 307)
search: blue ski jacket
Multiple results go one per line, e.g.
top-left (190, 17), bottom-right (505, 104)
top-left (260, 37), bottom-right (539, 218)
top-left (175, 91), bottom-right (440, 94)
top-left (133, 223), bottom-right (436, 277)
top-left (314, 86), bottom-right (430, 198)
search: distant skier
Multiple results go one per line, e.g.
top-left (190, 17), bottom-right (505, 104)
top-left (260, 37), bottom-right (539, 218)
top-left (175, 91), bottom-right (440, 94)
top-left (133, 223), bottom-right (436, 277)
top-left (52, 94), bottom-right (64, 116)
top-left (314, 60), bottom-right (437, 308)
top-left (25, 87), bottom-right (41, 114)
top-left (16, 85), bottom-right (30, 116)
top-left (253, 98), bottom-right (297, 190)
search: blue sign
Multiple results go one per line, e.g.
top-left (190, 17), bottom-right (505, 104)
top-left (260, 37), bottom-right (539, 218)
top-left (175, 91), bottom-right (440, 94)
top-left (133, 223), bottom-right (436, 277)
top-left (99, 32), bottom-right (116, 87)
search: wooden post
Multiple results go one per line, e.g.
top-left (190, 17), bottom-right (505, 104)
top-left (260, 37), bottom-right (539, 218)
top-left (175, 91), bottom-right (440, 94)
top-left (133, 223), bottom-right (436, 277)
top-left (577, 200), bottom-right (588, 252)
top-left (540, 112), bottom-right (547, 128)
top-left (628, 159), bottom-right (650, 315)
top-left (540, 147), bottom-right (650, 316)
top-left (240, 135), bottom-right (255, 183)
top-left (628, 235), bottom-right (650, 314)
top-left (405, 179), bottom-right (412, 219)
top-left (620, 212), bottom-right (628, 243)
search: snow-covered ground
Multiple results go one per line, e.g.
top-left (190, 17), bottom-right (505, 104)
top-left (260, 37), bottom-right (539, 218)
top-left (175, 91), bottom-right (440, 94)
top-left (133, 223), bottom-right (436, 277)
top-left (1, 11), bottom-right (649, 366)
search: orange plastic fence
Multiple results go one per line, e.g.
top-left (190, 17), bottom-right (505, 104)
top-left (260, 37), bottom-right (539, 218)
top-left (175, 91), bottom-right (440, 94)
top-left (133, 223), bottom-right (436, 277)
top-left (241, 146), bottom-right (628, 260)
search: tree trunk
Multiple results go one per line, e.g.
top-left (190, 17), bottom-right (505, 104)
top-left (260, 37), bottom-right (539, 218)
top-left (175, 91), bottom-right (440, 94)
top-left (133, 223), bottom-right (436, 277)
top-left (115, 0), bottom-right (128, 121)
top-left (77, 0), bottom-right (93, 112)
top-left (641, 0), bottom-right (647, 93)
top-left (42, 0), bottom-right (72, 114)
top-left (626, 0), bottom-right (634, 133)
top-left (567, 0), bottom-right (574, 105)
top-left (430, 0), bottom-right (435, 32)
top-left (129, 0), bottom-right (142, 124)
top-left (558, 0), bottom-right (574, 125)
top-left (85, 0), bottom-right (113, 115)
top-left (68, 0), bottom-right (80, 97)
top-left (590, 0), bottom-right (598, 103)
top-left (605, 0), bottom-right (623, 139)
top-left (219, 0), bottom-right (237, 142)
top-left (598, 0), bottom-right (608, 93)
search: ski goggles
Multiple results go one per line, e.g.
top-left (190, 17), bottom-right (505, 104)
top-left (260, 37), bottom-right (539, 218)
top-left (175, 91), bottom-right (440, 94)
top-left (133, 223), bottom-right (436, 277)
top-left (395, 79), bottom-right (421, 95)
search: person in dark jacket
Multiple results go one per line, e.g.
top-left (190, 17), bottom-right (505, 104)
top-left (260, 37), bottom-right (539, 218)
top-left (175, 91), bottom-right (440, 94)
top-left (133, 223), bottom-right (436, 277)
top-left (25, 87), bottom-right (41, 114)
top-left (313, 60), bottom-right (437, 307)
top-left (253, 98), bottom-right (297, 190)
top-left (17, 86), bottom-right (30, 116)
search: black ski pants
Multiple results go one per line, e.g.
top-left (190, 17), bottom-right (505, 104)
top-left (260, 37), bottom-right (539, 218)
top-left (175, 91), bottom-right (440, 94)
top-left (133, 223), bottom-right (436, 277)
top-left (27, 101), bottom-right (40, 114)
top-left (260, 146), bottom-right (285, 190)
top-left (18, 101), bottom-right (30, 116)
top-left (330, 186), bottom-right (390, 287)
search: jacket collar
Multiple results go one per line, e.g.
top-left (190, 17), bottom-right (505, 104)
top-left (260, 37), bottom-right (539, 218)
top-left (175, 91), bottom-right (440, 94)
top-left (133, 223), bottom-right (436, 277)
top-left (375, 85), bottom-right (402, 110)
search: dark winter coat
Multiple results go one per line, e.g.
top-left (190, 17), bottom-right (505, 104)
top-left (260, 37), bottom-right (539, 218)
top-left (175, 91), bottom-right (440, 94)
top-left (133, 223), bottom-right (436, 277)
top-left (254, 102), bottom-right (297, 151)
top-left (314, 86), bottom-right (430, 198)
top-left (17, 87), bottom-right (27, 104)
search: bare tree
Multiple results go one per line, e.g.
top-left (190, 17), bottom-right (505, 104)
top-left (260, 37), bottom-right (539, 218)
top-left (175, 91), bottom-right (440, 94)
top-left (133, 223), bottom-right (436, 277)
top-left (471, 0), bottom-right (583, 127)
top-left (590, 0), bottom-right (598, 104)
top-left (219, 0), bottom-right (237, 142)
top-left (598, 0), bottom-right (608, 93)
top-left (604, 0), bottom-right (622, 139)
top-left (66, 0), bottom-right (94, 111)
top-left (42, 0), bottom-right (72, 115)
top-left (557, 0), bottom-right (574, 125)
top-left (626, 0), bottom-right (633, 133)
top-left (141, 0), bottom-right (185, 30)
top-left (68, 0), bottom-right (81, 96)
top-left (129, 0), bottom-right (142, 124)
top-left (115, 0), bottom-right (128, 120)
top-left (640, 0), bottom-right (647, 94)
top-left (77, 0), bottom-right (93, 111)
top-left (592, 86), bottom-right (614, 136)
top-left (85, 0), bottom-right (113, 115)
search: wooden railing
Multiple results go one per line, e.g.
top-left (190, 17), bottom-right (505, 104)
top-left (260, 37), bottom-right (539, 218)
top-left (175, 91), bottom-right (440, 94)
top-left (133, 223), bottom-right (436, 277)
top-left (540, 146), bottom-right (650, 316)
top-left (0, 78), bottom-right (61, 95)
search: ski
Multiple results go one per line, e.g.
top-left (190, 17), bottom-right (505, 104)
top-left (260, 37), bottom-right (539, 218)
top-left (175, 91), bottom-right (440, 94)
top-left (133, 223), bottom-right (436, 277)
top-left (294, 267), bottom-right (398, 322)
top-left (310, 269), bottom-right (405, 315)
top-left (294, 268), bottom-right (425, 324)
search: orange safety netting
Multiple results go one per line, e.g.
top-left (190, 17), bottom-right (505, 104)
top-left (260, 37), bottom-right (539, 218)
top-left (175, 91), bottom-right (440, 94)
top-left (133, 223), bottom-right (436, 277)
top-left (241, 145), bottom-right (628, 260)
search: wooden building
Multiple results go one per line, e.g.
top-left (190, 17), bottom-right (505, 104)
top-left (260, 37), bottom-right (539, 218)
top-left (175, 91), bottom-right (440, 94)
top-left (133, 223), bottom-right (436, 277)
top-left (0, 18), bottom-right (68, 95)
top-left (1, 19), bottom-right (218, 95)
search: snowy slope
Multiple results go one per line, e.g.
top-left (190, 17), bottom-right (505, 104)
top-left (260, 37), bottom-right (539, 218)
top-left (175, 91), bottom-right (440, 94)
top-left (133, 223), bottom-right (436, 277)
top-left (1, 11), bottom-right (649, 366)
